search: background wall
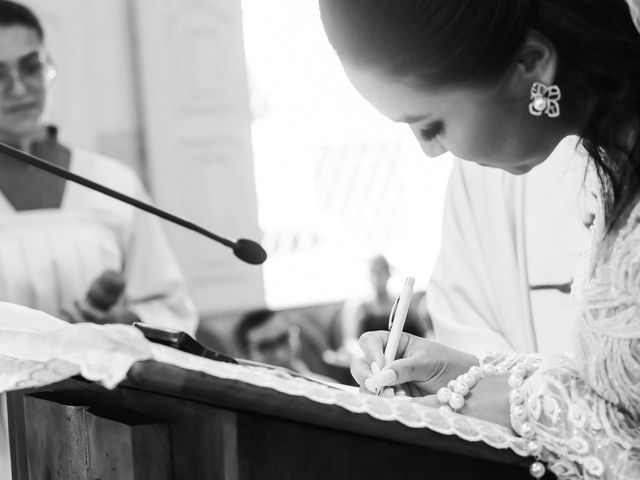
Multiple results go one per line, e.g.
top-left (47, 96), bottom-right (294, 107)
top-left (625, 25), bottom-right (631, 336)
top-left (23, 0), bottom-right (142, 171)
top-left (22, 0), bottom-right (265, 316)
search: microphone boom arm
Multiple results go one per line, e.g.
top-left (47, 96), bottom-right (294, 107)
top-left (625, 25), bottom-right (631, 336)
top-left (0, 142), bottom-right (266, 265)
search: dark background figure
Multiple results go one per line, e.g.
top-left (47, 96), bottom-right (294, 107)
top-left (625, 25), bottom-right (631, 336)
top-left (234, 307), bottom-right (343, 383)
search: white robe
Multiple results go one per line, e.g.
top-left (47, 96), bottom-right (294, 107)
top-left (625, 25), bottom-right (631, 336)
top-left (0, 150), bottom-right (200, 478)
top-left (0, 148), bottom-right (198, 334)
top-left (428, 137), bottom-right (594, 355)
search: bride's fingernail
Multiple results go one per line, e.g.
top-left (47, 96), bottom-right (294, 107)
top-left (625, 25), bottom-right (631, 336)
top-left (364, 377), bottom-right (376, 393)
top-left (380, 387), bottom-right (395, 398)
top-left (368, 368), bottom-right (397, 388)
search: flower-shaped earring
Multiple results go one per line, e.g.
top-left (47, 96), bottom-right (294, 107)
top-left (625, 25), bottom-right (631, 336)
top-left (528, 81), bottom-right (561, 118)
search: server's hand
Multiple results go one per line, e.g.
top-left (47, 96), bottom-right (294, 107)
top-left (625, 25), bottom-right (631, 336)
top-left (61, 270), bottom-right (139, 325)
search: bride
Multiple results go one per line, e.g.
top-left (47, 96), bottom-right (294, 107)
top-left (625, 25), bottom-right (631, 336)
top-left (320, 0), bottom-right (640, 478)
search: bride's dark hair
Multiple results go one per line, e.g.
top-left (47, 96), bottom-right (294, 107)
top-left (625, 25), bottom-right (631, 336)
top-left (320, 0), bottom-right (640, 234)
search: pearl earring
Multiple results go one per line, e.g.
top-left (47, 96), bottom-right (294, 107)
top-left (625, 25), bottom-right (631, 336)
top-left (528, 81), bottom-right (561, 118)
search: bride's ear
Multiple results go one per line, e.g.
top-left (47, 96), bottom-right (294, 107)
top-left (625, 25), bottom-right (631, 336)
top-left (505, 29), bottom-right (558, 93)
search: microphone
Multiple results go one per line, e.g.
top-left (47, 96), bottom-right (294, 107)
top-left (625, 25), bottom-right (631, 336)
top-left (0, 141), bottom-right (267, 265)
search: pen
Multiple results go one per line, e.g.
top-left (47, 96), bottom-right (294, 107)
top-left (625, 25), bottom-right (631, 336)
top-left (376, 276), bottom-right (415, 396)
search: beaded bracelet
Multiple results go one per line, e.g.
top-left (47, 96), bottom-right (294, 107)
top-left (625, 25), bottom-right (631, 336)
top-left (507, 361), bottom-right (547, 479)
top-left (435, 363), bottom-right (508, 412)
top-left (435, 360), bottom-right (547, 479)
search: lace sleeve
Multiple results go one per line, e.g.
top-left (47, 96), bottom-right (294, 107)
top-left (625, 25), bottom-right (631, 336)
top-left (495, 207), bottom-right (640, 479)
top-left (512, 356), bottom-right (639, 479)
top-left (479, 352), bottom-right (639, 479)
top-left (480, 351), bottom-right (545, 372)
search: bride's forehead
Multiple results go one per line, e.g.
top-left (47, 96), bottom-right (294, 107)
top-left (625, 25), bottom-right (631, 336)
top-left (342, 63), bottom-right (436, 118)
top-left (342, 62), bottom-right (494, 122)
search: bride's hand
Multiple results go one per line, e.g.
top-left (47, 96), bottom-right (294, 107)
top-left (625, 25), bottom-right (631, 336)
top-left (351, 331), bottom-right (478, 396)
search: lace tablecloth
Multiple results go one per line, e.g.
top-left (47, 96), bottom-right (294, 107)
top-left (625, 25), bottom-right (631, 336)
top-left (0, 303), bottom-right (530, 457)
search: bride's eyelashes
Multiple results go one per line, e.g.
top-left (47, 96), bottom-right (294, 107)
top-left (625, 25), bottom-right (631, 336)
top-left (420, 122), bottom-right (443, 142)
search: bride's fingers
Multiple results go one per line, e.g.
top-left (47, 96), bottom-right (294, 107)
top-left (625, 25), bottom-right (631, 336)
top-left (366, 356), bottom-right (437, 392)
top-left (357, 331), bottom-right (388, 368)
top-left (351, 357), bottom-right (374, 389)
top-left (393, 385), bottom-right (408, 397)
top-left (380, 387), bottom-right (395, 398)
top-left (357, 330), bottom-right (415, 365)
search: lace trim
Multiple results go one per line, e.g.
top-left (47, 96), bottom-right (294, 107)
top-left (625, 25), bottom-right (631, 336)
top-left (0, 323), bottom-right (530, 457)
top-left (577, 201), bottom-right (640, 415)
top-left (149, 344), bottom-right (532, 454)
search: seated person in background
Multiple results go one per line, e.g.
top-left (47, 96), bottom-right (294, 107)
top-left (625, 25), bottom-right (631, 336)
top-left (333, 255), bottom-right (430, 363)
top-left (234, 308), bottom-right (333, 382)
top-left (0, 0), bottom-right (197, 334)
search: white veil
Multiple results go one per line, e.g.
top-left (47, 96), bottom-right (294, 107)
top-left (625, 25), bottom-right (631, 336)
top-left (628, 0), bottom-right (640, 33)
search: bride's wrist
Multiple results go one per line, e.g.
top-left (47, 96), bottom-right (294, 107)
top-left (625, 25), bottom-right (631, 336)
top-left (436, 361), bottom-right (508, 412)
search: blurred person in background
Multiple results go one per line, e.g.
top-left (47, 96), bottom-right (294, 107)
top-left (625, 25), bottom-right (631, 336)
top-left (326, 254), bottom-right (430, 366)
top-left (234, 308), bottom-right (335, 383)
top-left (0, 2), bottom-right (198, 475)
top-left (0, 0), bottom-right (197, 333)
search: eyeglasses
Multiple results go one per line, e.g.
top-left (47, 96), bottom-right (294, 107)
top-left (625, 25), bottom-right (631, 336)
top-left (0, 51), bottom-right (56, 94)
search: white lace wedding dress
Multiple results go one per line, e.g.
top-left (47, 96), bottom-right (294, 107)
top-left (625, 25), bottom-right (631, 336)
top-left (479, 183), bottom-right (640, 480)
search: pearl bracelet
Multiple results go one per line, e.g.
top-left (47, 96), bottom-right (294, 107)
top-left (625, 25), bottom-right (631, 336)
top-left (436, 359), bottom-right (547, 479)
top-left (435, 363), bottom-right (508, 412)
top-left (507, 361), bottom-right (547, 479)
